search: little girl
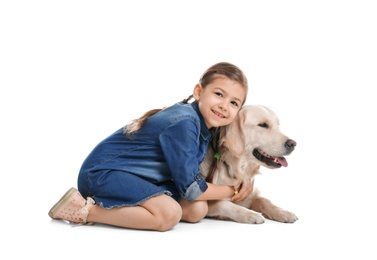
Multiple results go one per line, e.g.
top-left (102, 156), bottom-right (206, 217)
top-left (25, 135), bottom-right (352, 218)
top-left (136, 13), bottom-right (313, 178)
top-left (49, 62), bottom-right (250, 231)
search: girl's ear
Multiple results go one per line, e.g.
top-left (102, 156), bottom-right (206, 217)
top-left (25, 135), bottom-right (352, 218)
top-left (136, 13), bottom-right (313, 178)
top-left (193, 83), bottom-right (202, 101)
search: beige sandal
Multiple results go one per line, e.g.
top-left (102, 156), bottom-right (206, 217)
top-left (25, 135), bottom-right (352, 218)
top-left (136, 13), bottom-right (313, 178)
top-left (48, 187), bottom-right (95, 224)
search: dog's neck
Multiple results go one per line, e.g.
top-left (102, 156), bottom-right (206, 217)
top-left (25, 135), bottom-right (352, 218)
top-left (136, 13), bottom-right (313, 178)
top-left (220, 148), bottom-right (261, 182)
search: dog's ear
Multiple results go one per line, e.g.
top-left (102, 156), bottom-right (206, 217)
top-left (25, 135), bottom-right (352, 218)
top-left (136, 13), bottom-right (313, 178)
top-left (221, 109), bottom-right (246, 157)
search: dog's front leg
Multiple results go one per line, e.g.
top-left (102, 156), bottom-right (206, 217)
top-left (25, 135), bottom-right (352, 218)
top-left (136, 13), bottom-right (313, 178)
top-left (207, 200), bottom-right (265, 224)
top-left (250, 195), bottom-right (298, 223)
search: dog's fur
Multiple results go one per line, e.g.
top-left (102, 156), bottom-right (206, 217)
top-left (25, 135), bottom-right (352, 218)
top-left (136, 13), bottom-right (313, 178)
top-left (200, 105), bottom-right (298, 224)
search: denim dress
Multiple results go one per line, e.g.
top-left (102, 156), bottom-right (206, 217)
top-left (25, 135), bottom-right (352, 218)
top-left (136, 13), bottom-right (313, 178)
top-left (77, 101), bottom-right (214, 208)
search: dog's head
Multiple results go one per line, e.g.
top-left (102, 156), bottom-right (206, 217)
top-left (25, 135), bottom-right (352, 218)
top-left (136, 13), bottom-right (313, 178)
top-left (220, 105), bottom-right (296, 169)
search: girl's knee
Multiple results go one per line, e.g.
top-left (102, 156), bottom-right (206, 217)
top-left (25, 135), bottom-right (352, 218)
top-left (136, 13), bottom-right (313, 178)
top-left (156, 201), bottom-right (182, 231)
top-left (184, 201), bottom-right (208, 223)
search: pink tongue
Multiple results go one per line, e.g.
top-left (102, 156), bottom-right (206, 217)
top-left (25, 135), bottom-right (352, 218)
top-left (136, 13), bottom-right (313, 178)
top-left (276, 157), bottom-right (288, 167)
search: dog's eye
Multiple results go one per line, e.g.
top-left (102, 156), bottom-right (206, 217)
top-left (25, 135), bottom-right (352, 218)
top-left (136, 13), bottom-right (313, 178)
top-left (258, 123), bottom-right (269, 128)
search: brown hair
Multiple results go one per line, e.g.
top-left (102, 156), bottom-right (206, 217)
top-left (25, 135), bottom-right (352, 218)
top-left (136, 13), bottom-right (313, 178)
top-left (124, 62), bottom-right (248, 136)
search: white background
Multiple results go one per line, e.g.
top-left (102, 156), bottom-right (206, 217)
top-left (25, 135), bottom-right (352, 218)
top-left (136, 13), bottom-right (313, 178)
top-left (1, 0), bottom-right (376, 259)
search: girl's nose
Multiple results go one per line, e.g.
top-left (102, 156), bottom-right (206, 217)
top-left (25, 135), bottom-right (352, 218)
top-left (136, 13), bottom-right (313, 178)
top-left (218, 102), bottom-right (227, 111)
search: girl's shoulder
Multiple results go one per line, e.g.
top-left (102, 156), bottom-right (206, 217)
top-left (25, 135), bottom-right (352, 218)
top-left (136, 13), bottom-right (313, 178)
top-left (169, 101), bottom-right (195, 112)
top-left (147, 102), bottom-right (200, 129)
top-left (162, 102), bottom-right (199, 120)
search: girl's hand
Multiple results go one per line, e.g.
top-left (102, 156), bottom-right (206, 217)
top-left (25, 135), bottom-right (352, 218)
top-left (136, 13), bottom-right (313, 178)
top-left (231, 179), bottom-right (254, 202)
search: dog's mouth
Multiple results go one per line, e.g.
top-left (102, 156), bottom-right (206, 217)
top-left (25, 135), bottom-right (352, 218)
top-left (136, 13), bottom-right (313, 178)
top-left (253, 149), bottom-right (288, 168)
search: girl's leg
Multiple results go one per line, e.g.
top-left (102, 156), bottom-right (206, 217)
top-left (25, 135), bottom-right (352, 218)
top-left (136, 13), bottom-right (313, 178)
top-left (88, 194), bottom-right (182, 231)
top-left (180, 199), bottom-right (208, 223)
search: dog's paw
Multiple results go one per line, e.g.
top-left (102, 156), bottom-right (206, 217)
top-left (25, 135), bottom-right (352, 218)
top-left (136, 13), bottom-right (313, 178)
top-left (266, 209), bottom-right (298, 223)
top-left (238, 211), bottom-right (265, 224)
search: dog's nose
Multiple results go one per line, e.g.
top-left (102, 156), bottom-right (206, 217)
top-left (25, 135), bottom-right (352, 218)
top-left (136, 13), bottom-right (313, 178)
top-left (285, 139), bottom-right (296, 151)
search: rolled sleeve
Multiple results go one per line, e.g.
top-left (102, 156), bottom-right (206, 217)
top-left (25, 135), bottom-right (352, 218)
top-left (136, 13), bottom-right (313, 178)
top-left (182, 173), bottom-right (208, 201)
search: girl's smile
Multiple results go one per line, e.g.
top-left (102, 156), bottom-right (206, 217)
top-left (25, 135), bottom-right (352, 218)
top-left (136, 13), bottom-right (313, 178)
top-left (211, 109), bottom-right (225, 118)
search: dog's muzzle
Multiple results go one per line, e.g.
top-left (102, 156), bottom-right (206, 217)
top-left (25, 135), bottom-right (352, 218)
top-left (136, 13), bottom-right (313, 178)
top-left (253, 139), bottom-right (297, 168)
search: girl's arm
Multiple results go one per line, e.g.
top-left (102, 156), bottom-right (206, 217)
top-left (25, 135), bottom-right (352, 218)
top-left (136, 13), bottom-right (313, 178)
top-left (195, 182), bottom-right (236, 201)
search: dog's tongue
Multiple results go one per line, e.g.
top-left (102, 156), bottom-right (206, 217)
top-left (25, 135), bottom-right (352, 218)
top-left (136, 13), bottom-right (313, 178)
top-left (276, 157), bottom-right (288, 167)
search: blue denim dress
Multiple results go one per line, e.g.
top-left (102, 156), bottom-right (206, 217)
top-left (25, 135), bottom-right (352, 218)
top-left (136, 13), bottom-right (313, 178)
top-left (77, 101), bottom-right (214, 208)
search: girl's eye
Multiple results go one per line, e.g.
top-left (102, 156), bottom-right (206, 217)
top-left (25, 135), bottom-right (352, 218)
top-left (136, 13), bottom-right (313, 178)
top-left (215, 92), bottom-right (223, 97)
top-left (231, 101), bottom-right (239, 107)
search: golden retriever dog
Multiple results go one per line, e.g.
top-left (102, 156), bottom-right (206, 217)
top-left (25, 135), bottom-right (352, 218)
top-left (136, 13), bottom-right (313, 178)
top-left (200, 105), bottom-right (298, 224)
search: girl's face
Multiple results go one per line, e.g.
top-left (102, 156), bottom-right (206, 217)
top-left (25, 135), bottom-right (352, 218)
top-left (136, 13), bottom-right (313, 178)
top-left (193, 76), bottom-right (246, 129)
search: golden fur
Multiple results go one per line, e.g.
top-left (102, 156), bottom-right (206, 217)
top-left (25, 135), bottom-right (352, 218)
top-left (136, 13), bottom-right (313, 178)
top-left (200, 105), bottom-right (298, 224)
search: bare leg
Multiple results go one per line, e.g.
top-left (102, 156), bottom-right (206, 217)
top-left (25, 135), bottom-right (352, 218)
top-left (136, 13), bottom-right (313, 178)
top-left (180, 199), bottom-right (208, 223)
top-left (87, 194), bottom-right (182, 231)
